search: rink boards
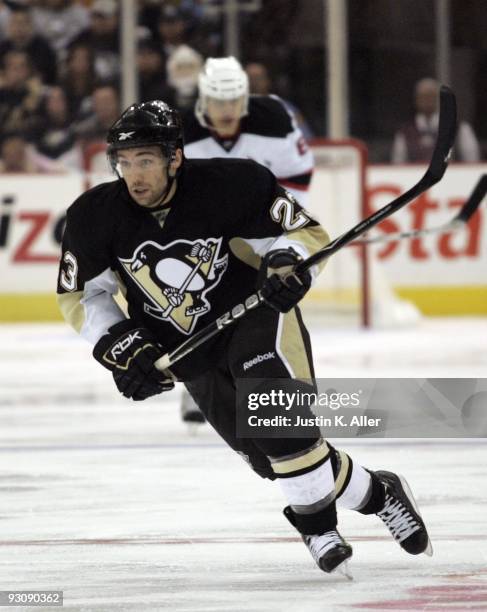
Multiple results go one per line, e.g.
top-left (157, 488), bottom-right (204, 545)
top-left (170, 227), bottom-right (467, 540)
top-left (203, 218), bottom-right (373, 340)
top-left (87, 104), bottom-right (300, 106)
top-left (0, 163), bottom-right (485, 320)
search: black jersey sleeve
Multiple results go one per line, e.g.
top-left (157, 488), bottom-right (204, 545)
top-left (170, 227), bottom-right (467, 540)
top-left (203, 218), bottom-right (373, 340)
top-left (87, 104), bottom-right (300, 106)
top-left (57, 185), bottom-right (126, 343)
top-left (245, 96), bottom-right (314, 201)
top-left (228, 161), bottom-right (329, 277)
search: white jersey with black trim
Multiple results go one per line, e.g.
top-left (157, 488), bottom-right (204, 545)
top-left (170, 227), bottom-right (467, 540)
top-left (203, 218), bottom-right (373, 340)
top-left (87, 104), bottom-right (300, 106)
top-left (183, 95), bottom-right (314, 206)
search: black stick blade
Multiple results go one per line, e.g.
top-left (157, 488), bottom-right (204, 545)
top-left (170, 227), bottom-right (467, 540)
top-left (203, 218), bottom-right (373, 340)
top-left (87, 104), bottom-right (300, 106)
top-left (455, 174), bottom-right (487, 223)
top-left (427, 85), bottom-right (457, 182)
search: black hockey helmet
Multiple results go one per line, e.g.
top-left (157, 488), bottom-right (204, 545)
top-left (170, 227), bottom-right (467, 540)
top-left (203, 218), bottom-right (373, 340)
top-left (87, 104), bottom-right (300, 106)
top-left (106, 100), bottom-right (184, 170)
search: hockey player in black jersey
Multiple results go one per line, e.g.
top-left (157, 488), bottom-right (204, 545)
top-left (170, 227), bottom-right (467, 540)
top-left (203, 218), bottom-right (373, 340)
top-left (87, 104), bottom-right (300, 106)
top-left (180, 56), bottom-right (314, 424)
top-left (57, 100), bottom-right (432, 576)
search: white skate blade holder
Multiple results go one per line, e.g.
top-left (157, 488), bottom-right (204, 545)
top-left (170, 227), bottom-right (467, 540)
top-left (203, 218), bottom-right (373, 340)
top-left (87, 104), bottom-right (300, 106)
top-left (334, 559), bottom-right (353, 580)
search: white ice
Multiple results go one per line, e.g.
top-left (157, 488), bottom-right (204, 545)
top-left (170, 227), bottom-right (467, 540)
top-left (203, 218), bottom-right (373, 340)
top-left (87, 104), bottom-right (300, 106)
top-left (0, 318), bottom-right (486, 611)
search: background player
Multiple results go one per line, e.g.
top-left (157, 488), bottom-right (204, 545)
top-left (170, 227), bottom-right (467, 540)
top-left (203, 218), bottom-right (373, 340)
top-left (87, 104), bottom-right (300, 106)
top-left (185, 56), bottom-right (313, 206)
top-left (180, 56), bottom-right (314, 424)
top-left (57, 100), bottom-right (432, 576)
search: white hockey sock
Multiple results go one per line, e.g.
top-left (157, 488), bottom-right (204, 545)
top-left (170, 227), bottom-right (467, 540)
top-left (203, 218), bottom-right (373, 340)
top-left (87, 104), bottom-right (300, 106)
top-left (278, 459), bottom-right (336, 513)
top-left (337, 461), bottom-right (372, 510)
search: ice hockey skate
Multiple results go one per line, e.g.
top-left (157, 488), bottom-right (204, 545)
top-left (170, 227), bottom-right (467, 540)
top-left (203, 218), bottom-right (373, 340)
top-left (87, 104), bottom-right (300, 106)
top-left (283, 506), bottom-right (353, 578)
top-left (375, 470), bottom-right (433, 556)
top-left (303, 530), bottom-right (353, 578)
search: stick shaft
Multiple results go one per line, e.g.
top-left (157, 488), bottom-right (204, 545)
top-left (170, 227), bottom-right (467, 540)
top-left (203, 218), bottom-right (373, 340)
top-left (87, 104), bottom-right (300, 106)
top-left (156, 86), bottom-right (457, 372)
top-left (350, 173), bottom-right (486, 247)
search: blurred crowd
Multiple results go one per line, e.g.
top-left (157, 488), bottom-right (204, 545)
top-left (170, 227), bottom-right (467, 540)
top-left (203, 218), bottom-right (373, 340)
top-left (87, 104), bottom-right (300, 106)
top-left (0, 0), bottom-right (483, 174)
top-left (0, 0), bottom-right (225, 173)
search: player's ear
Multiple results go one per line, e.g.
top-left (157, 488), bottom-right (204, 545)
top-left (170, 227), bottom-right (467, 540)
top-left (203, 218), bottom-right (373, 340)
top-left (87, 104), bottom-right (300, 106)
top-left (169, 148), bottom-right (183, 177)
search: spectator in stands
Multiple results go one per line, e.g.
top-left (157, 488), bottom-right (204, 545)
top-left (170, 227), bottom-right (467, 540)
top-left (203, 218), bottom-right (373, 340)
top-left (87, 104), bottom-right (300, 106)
top-left (137, 38), bottom-right (167, 102)
top-left (165, 44), bottom-right (203, 113)
top-left (60, 42), bottom-right (96, 118)
top-left (245, 61), bottom-right (272, 96)
top-left (73, 82), bottom-right (120, 146)
top-left (0, 2), bottom-right (10, 41)
top-left (155, 4), bottom-right (194, 79)
top-left (31, 0), bottom-right (90, 62)
top-left (72, 0), bottom-right (120, 83)
top-left (0, 131), bottom-right (64, 173)
top-left (59, 42), bottom-right (96, 118)
top-left (158, 4), bottom-right (192, 51)
top-left (391, 77), bottom-right (481, 163)
top-left (35, 86), bottom-right (81, 171)
top-left (0, 5), bottom-right (57, 84)
top-left (138, 0), bottom-right (162, 41)
top-left (140, 0), bottom-right (206, 44)
top-left (0, 49), bottom-right (44, 141)
top-left (245, 61), bottom-right (315, 139)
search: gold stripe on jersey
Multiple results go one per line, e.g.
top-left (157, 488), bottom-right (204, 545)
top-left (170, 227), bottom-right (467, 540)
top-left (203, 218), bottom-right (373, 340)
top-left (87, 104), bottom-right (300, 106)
top-left (229, 237), bottom-right (263, 270)
top-left (114, 271), bottom-right (128, 298)
top-left (278, 309), bottom-right (313, 380)
top-left (287, 224), bottom-right (330, 275)
top-left (270, 439), bottom-right (329, 475)
top-left (230, 224), bottom-right (329, 275)
top-left (57, 291), bottom-right (85, 333)
top-left (334, 450), bottom-right (351, 497)
top-left (114, 272), bottom-right (129, 316)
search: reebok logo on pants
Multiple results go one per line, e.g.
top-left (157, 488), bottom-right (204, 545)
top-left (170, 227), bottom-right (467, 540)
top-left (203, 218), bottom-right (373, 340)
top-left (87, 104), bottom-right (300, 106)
top-left (243, 351), bottom-right (276, 371)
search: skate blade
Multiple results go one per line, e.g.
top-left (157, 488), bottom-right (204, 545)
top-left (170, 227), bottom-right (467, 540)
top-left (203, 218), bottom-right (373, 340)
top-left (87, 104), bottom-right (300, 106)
top-left (333, 559), bottom-right (353, 581)
top-left (423, 539), bottom-right (433, 557)
top-left (398, 474), bottom-right (434, 557)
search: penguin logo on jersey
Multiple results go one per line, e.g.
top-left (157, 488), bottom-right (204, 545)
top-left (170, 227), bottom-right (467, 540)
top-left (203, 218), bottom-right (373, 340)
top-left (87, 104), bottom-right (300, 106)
top-left (119, 238), bottom-right (228, 334)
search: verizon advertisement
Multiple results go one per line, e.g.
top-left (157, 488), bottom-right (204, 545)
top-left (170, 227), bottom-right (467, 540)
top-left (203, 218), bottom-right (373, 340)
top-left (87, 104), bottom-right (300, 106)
top-left (367, 166), bottom-right (486, 286)
top-left (0, 166), bottom-right (485, 297)
top-left (0, 175), bottom-right (85, 292)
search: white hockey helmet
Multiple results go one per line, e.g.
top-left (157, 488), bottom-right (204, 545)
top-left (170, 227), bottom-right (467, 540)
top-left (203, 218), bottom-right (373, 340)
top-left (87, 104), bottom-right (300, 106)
top-left (195, 56), bottom-right (249, 127)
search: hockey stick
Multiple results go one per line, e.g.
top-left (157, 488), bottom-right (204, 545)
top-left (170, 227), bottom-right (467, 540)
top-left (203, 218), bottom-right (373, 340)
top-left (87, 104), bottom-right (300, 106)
top-left (155, 86), bottom-right (457, 372)
top-left (350, 173), bottom-right (487, 246)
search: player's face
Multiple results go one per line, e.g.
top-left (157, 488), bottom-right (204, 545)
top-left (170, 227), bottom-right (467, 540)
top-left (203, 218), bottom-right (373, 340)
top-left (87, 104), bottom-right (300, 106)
top-left (116, 146), bottom-right (181, 208)
top-left (205, 96), bottom-right (245, 136)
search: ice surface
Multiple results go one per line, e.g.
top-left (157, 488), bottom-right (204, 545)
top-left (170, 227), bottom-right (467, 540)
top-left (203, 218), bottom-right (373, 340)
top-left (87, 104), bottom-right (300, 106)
top-left (0, 319), bottom-right (486, 611)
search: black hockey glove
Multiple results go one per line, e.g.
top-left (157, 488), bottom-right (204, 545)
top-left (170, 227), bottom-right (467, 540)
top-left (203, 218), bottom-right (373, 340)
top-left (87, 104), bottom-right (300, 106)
top-left (258, 248), bottom-right (312, 313)
top-left (93, 320), bottom-right (174, 401)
